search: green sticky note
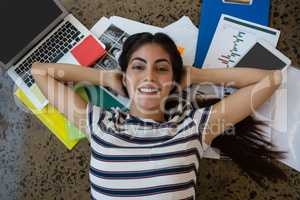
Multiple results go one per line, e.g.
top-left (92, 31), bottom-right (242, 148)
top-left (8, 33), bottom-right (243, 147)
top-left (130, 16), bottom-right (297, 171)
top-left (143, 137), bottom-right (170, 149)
top-left (67, 121), bottom-right (86, 140)
top-left (84, 85), bottom-right (128, 111)
top-left (67, 84), bottom-right (128, 140)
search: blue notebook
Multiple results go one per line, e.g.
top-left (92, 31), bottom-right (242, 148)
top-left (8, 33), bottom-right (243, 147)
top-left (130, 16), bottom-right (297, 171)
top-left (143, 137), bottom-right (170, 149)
top-left (194, 0), bottom-right (271, 67)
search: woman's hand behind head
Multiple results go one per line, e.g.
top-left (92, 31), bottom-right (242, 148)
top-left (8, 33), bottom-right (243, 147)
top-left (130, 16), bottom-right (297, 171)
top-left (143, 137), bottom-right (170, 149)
top-left (106, 70), bottom-right (127, 97)
top-left (179, 65), bottom-right (193, 89)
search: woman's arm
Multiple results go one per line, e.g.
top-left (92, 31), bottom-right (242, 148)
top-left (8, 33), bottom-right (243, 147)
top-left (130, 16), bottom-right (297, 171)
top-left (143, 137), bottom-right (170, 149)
top-left (31, 62), bottom-right (124, 136)
top-left (31, 62), bottom-right (124, 92)
top-left (182, 65), bottom-right (276, 88)
top-left (203, 70), bottom-right (283, 145)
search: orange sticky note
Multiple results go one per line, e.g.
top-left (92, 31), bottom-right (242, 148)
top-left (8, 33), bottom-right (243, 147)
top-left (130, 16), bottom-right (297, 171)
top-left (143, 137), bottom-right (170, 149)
top-left (177, 46), bottom-right (185, 55)
top-left (71, 35), bottom-right (106, 66)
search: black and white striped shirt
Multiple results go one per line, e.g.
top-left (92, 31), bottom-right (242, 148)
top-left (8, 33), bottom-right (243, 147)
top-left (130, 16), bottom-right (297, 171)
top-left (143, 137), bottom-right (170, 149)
top-left (86, 102), bottom-right (211, 200)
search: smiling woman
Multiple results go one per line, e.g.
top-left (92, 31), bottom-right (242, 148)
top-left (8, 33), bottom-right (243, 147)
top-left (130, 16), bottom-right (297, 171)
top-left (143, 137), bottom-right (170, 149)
top-left (31, 32), bottom-right (286, 199)
top-left (123, 43), bottom-right (174, 121)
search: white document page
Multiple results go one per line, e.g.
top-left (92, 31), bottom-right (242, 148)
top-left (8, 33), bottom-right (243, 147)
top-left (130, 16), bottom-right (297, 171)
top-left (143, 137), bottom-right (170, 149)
top-left (163, 16), bottom-right (198, 66)
top-left (109, 16), bottom-right (163, 34)
top-left (203, 14), bottom-right (280, 68)
top-left (271, 67), bottom-right (300, 172)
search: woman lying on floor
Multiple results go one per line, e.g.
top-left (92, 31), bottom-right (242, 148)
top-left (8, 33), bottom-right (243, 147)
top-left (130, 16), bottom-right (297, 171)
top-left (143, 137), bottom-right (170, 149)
top-left (31, 32), bottom-right (286, 199)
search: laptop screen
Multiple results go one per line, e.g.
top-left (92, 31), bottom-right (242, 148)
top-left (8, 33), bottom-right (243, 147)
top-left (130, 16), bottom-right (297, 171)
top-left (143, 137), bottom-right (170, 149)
top-left (0, 0), bottom-right (65, 66)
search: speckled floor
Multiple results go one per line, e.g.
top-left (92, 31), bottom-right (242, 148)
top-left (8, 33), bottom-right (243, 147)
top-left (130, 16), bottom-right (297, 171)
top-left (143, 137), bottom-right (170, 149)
top-left (0, 0), bottom-right (300, 199)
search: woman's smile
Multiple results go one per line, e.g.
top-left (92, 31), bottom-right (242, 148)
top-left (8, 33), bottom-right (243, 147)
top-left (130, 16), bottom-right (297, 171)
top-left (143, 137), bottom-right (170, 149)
top-left (125, 43), bottom-right (174, 113)
top-left (137, 83), bottom-right (161, 95)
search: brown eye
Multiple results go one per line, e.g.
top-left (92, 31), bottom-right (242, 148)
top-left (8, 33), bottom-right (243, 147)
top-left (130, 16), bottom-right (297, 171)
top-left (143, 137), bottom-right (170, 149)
top-left (132, 65), bottom-right (144, 70)
top-left (157, 66), bottom-right (169, 72)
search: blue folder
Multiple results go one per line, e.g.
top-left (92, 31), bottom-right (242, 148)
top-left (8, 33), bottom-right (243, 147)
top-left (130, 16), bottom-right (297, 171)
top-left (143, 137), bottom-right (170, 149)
top-left (194, 0), bottom-right (271, 67)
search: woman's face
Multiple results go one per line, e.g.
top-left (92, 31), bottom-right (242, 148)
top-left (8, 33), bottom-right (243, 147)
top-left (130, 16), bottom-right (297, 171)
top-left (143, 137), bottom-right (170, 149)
top-left (124, 43), bottom-right (174, 114)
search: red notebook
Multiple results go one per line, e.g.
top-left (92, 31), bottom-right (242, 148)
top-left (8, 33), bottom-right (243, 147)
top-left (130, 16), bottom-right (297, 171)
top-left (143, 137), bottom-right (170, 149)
top-left (71, 35), bottom-right (106, 66)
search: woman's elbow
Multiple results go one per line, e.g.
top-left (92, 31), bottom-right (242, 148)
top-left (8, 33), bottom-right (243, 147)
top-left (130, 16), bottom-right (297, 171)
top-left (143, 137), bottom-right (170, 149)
top-left (271, 70), bottom-right (283, 87)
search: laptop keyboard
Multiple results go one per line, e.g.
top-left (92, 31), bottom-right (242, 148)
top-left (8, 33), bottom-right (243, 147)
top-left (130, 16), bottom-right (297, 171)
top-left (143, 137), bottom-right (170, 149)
top-left (14, 21), bottom-right (85, 87)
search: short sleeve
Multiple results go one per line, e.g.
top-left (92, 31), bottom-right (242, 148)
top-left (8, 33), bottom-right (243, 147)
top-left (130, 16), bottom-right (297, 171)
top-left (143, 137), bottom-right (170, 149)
top-left (191, 106), bottom-right (212, 152)
top-left (85, 102), bottom-right (106, 142)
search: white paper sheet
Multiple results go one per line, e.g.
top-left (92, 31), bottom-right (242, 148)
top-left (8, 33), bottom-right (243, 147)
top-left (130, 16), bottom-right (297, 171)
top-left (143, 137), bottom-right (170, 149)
top-left (102, 15), bottom-right (198, 65)
top-left (163, 16), bottom-right (198, 66)
top-left (203, 14), bottom-right (280, 68)
top-left (109, 16), bottom-right (163, 34)
top-left (271, 67), bottom-right (300, 172)
top-left (90, 17), bottom-right (112, 38)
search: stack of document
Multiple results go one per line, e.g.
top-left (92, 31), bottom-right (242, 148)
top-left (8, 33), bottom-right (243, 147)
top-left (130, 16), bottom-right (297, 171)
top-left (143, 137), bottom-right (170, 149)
top-left (90, 16), bottom-right (199, 67)
top-left (202, 14), bottom-right (300, 172)
top-left (203, 14), bottom-right (281, 68)
top-left (203, 14), bottom-right (283, 144)
top-left (194, 0), bottom-right (271, 67)
top-left (202, 14), bottom-right (283, 145)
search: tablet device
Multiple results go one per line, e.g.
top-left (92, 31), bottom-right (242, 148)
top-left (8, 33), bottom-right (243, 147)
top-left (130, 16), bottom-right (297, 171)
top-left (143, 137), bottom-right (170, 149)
top-left (234, 40), bottom-right (291, 70)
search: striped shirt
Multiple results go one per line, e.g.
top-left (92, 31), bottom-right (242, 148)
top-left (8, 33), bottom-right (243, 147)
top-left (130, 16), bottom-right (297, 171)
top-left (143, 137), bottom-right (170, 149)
top-left (86, 102), bottom-right (211, 200)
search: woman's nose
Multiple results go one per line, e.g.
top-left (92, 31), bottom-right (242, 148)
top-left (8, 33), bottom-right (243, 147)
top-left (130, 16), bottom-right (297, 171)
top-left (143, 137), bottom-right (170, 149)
top-left (145, 68), bottom-right (156, 81)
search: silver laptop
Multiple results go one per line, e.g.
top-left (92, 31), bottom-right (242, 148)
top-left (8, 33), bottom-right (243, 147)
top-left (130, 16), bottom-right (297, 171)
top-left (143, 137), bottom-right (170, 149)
top-left (1, 0), bottom-right (92, 109)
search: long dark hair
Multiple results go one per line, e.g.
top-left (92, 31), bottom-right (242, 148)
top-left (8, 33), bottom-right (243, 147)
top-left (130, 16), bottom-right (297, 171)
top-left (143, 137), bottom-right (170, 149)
top-left (118, 32), bottom-right (287, 187)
